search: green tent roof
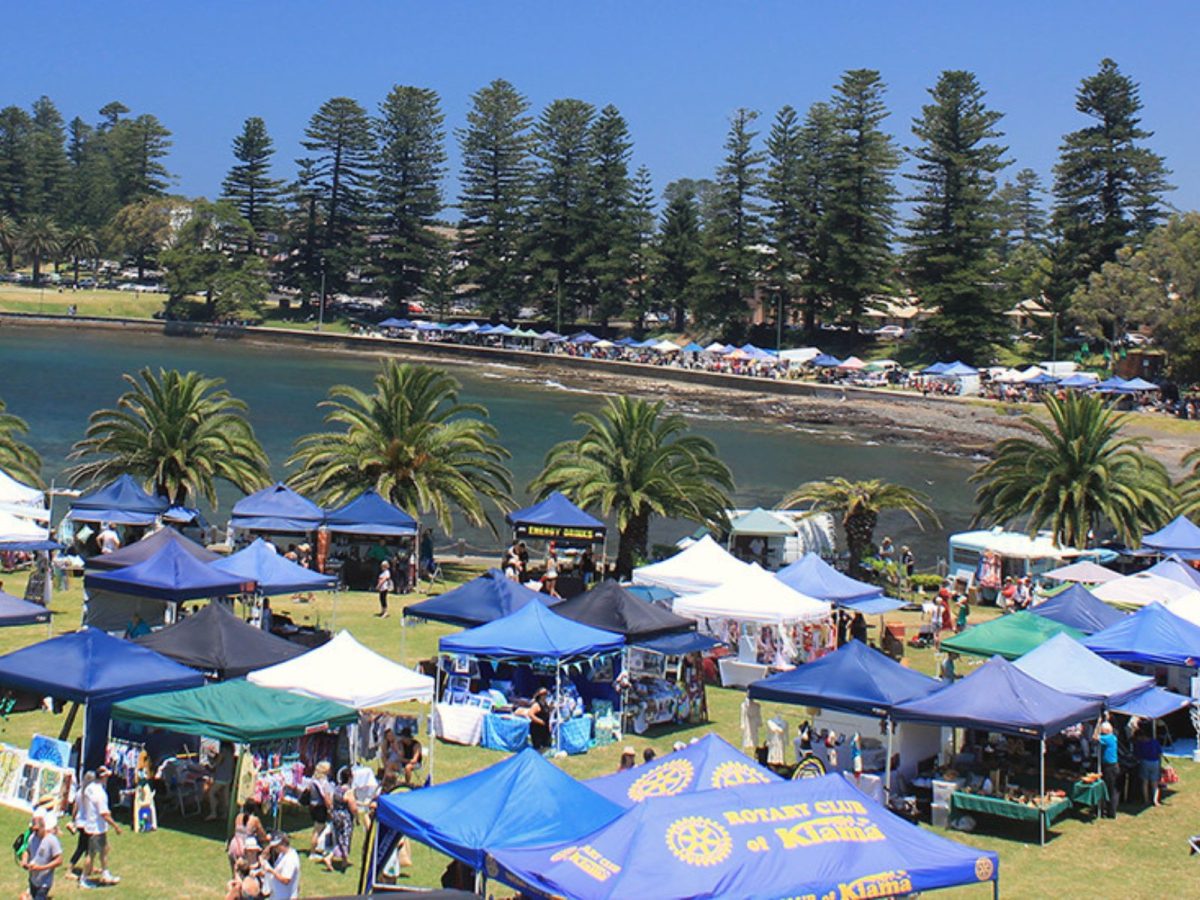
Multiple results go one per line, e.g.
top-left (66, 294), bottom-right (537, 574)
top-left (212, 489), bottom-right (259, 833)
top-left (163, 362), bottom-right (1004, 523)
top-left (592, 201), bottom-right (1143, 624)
top-left (728, 507), bottom-right (794, 537)
top-left (941, 611), bottom-right (1085, 661)
top-left (111, 679), bottom-right (357, 743)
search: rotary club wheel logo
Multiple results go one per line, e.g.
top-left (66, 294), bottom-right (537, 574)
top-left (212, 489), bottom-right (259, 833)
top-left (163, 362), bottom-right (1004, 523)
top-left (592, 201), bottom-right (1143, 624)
top-left (709, 760), bottom-right (772, 789)
top-left (665, 816), bottom-right (732, 868)
top-left (628, 758), bottom-right (695, 801)
top-left (485, 856), bottom-right (499, 879)
top-left (974, 857), bottom-right (995, 881)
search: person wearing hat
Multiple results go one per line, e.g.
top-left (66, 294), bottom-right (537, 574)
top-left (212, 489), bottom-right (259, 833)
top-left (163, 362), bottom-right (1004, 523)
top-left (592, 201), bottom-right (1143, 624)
top-left (20, 809), bottom-right (62, 900)
top-left (375, 560), bottom-right (394, 618)
top-left (81, 766), bottom-right (121, 888)
top-left (515, 687), bottom-right (552, 751)
top-left (262, 832), bottom-right (300, 900)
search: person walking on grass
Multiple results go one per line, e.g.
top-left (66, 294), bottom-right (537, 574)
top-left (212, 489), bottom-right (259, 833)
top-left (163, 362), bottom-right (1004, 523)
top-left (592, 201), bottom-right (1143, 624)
top-left (375, 560), bottom-right (394, 618)
top-left (20, 810), bottom-right (62, 900)
top-left (81, 766), bottom-right (121, 888)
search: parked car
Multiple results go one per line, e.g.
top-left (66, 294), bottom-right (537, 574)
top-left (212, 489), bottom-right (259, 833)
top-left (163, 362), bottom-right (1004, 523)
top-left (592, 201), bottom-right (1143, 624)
top-left (874, 325), bottom-right (906, 340)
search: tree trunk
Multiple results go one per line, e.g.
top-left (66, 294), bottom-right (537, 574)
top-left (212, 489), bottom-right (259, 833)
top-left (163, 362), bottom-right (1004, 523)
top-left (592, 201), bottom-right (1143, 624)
top-left (73, 257), bottom-right (80, 288)
top-left (843, 509), bottom-right (878, 575)
top-left (616, 510), bottom-right (651, 580)
top-left (31, 252), bottom-right (41, 284)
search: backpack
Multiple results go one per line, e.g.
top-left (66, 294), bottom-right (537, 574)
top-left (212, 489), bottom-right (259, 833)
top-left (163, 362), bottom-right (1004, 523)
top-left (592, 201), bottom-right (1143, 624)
top-left (11, 827), bottom-right (30, 863)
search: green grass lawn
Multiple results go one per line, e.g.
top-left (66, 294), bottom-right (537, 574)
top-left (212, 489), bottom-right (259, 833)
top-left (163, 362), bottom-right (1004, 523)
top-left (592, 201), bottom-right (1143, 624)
top-left (0, 568), bottom-right (1193, 897)
top-left (0, 285), bottom-right (164, 319)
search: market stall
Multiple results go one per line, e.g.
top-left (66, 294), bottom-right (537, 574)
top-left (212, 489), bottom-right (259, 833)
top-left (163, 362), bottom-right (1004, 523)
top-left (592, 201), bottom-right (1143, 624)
top-left (505, 492), bottom-right (606, 546)
top-left (891, 656), bottom-right (1103, 844)
top-left (227, 482), bottom-right (325, 546)
top-left (631, 534), bottom-right (752, 596)
top-left (0, 469), bottom-right (44, 518)
top-left (0, 589), bottom-right (50, 626)
top-left (587, 734), bottom-right (779, 807)
top-left (940, 611), bottom-right (1085, 661)
top-left (323, 490), bottom-right (418, 590)
top-left (1041, 560), bottom-right (1121, 585)
top-left (1032, 583), bottom-right (1127, 634)
top-left (725, 507), bottom-right (798, 569)
top-left (133, 601), bottom-right (308, 678)
top-left (436, 602), bottom-right (623, 754)
top-left (486, 774), bottom-right (1000, 900)
top-left (1142, 515), bottom-right (1200, 561)
top-left (775, 552), bottom-right (884, 606)
top-left (1091, 570), bottom-right (1200, 610)
top-left (84, 527), bottom-right (220, 572)
top-left (672, 564), bottom-right (831, 687)
top-left (210, 537), bottom-right (337, 633)
top-left (404, 569), bottom-right (557, 627)
top-left (82, 540), bottom-right (253, 632)
top-left (366, 748), bottom-right (622, 892)
top-left (66, 474), bottom-right (169, 529)
top-left (555, 581), bottom-right (704, 732)
top-left (0, 628), bottom-right (204, 770)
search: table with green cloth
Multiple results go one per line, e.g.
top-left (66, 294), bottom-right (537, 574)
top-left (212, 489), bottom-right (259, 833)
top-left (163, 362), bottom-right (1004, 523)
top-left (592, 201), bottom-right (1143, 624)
top-left (1066, 778), bottom-right (1109, 818)
top-left (950, 791), bottom-right (1072, 827)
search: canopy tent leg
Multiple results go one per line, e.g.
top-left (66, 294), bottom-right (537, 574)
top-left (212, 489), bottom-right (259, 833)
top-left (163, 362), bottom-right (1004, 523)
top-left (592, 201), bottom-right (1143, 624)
top-left (358, 816), bottom-right (377, 895)
top-left (426, 700), bottom-right (436, 785)
top-left (1039, 738), bottom-right (1046, 847)
top-left (226, 744), bottom-right (246, 837)
top-left (59, 701), bottom-right (80, 743)
top-left (883, 717), bottom-right (894, 804)
top-left (79, 703), bottom-right (88, 777)
top-left (553, 661), bottom-right (562, 755)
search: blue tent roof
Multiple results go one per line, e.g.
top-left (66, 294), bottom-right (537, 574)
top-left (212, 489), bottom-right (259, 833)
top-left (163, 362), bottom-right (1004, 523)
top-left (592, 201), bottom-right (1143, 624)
top-left (0, 627), bottom-right (204, 704)
top-left (681, 341), bottom-right (705, 353)
top-left (1123, 376), bottom-right (1159, 390)
top-left (632, 630), bottom-right (720, 655)
top-left (0, 590), bottom-right (49, 626)
top-left (940, 361), bottom-right (979, 376)
top-left (229, 483), bottom-right (324, 533)
top-left (439, 600), bottom-right (623, 660)
top-left (776, 553), bottom-right (882, 603)
top-left (1032, 583), bottom-right (1126, 634)
top-left (378, 317), bottom-right (413, 328)
top-left (85, 539), bottom-right (253, 602)
top-left (812, 353), bottom-right (842, 367)
top-left (587, 734), bottom-right (780, 808)
top-left (324, 489), bottom-right (417, 536)
top-left (921, 361), bottom-right (950, 374)
top-left (1144, 555), bottom-right (1200, 590)
top-left (487, 774), bottom-right (998, 900)
top-left (1058, 373), bottom-right (1098, 388)
top-left (1110, 685), bottom-right (1193, 719)
top-left (1025, 372), bottom-right (1060, 385)
top-left (1084, 602), bottom-right (1200, 667)
top-left (749, 640), bottom-right (940, 716)
top-left (505, 491), bottom-right (606, 541)
top-left (892, 656), bottom-right (1103, 738)
top-left (415, 321), bottom-right (445, 331)
top-left (1142, 515), bottom-right (1200, 559)
top-left (211, 539), bottom-right (336, 596)
top-left (1014, 633), bottom-right (1152, 706)
top-left (623, 584), bottom-right (677, 605)
top-left (375, 748), bottom-right (622, 871)
top-left (404, 569), bottom-right (559, 627)
top-left (1092, 376), bottom-right (1131, 393)
top-left (568, 331), bottom-right (601, 344)
top-left (613, 337), bottom-right (637, 346)
top-left (85, 527), bottom-right (220, 572)
top-left (68, 474), bottom-right (169, 525)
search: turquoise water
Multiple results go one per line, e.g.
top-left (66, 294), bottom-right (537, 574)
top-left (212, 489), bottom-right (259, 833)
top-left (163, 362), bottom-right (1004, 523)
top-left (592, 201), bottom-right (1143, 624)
top-left (0, 325), bottom-right (976, 564)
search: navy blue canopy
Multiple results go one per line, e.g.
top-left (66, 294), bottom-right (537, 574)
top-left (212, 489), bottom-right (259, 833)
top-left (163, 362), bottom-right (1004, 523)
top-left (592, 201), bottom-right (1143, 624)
top-left (0, 590), bottom-right (50, 626)
top-left (1084, 602), bottom-right (1200, 668)
top-left (487, 774), bottom-right (998, 900)
top-left (378, 317), bottom-right (413, 328)
top-left (776, 553), bottom-right (883, 604)
top-left (749, 640), bottom-right (940, 716)
top-left (553, 580), bottom-right (695, 641)
top-left (68, 474), bottom-right (169, 526)
top-left (505, 491), bottom-right (606, 543)
top-left (1032, 583), bottom-right (1126, 634)
top-left (633, 631), bottom-right (720, 655)
top-left (922, 361), bottom-right (950, 375)
top-left (373, 748), bottom-right (622, 873)
top-left (891, 656), bottom-right (1103, 738)
top-left (211, 539), bottom-right (336, 596)
top-left (1142, 515), bottom-right (1200, 559)
top-left (941, 360), bottom-right (979, 376)
top-left (439, 600), bottom-right (623, 660)
top-left (568, 331), bottom-right (601, 344)
top-left (812, 353), bottom-right (842, 367)
top-left (229, 483), bottom-right (324, 533)
top-left (323, 489), bottom-right (417, 537)
top-left (404, 570), bottom-right (558, 627)
top-left (588, 734), bottom-right (780, 808)
top-left (85, 527), bottom-right (220, 572)
top-left (85, 540), bottom-right (253, 602)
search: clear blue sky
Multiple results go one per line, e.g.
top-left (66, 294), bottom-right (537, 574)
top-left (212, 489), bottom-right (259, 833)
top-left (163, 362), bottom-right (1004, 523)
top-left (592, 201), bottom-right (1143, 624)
top-left (8, 1), bottom-right (1199, 214)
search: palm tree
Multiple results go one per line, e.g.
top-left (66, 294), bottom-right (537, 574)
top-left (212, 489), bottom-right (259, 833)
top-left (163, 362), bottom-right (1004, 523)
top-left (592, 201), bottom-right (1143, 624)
top-left (0, 398), bottom-right (41, 486)
top-left (67, 368), bottom-right (270, 507)
top-left (971, 392), bottom-right (1173, 548)
top-left (287, 362), bottom-right (512, 535)
top-left (60, 225), bottom-right (97, 288)
top-left (783, 478), bottom-right (939, 573)
top-left (17, 214), bottom-right (61, 284)
top-left (530, 396), bottom-right (734, 578)
top-left (0, 213), bottom-right (16, 271)
top-left (1177, 447), bottom-right (1200, 519)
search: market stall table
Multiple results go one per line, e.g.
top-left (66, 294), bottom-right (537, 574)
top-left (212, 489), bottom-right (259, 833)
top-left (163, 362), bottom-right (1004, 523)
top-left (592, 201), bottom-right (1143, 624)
top-left (950, 791), bottom-right (1072, 828)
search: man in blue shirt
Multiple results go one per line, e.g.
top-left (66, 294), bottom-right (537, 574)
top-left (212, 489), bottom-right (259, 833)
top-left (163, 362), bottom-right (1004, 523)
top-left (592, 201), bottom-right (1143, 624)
top-left (1094, 718), bottom-right (1120, 818)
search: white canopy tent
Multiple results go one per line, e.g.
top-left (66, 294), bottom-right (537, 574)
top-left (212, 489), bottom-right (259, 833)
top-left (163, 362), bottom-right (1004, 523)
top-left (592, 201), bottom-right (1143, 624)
top-left (632, 535), bottom-right (753, 595)
top-left (777, 347), bottom-right (820, 364)
top-left (0, 471), bottom-right (46, 521)
top-left (654, 339), bottom-right (682, 353)
top-left (1042, 560), bottom-right (1122, 584)
top-left (672, 563), bottom-right (831, 625)
top-left (0, 509), bottom-right (51, 545)
top-left (1091, 571), bottom-right (1200, 609)
top-left (249, 630), bottom-right (434, 707)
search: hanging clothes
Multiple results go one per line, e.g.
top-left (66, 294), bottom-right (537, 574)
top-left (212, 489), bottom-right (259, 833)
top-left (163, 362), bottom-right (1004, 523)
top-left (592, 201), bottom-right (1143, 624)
top-left (766, 716), bottom-right (787, 765)
top-left (740, 697), bottom-right (762, 749)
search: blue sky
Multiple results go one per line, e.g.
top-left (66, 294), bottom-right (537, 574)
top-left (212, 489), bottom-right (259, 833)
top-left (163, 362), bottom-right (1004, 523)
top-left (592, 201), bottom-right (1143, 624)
top-left (8, 1), bottom-right (1199, 214)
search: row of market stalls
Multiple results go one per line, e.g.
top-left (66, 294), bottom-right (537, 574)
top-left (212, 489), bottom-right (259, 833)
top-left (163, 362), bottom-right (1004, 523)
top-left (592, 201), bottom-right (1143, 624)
top-left (365, 735), bottom-right (1001, 898)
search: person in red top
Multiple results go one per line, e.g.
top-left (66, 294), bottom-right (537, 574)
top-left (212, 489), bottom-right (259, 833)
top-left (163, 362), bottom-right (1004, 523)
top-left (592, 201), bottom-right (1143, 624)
top-left (1000, 577), bottom-right (1018, 611)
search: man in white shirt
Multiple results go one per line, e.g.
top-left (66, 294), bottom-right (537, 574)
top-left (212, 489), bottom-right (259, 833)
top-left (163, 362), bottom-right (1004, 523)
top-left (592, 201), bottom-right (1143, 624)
top-left (263, 832), bottom-right (301, 899)
top-left (81, 766), bottom-right (121, 888)
top-left (96, 524), bottom-right (121, 555)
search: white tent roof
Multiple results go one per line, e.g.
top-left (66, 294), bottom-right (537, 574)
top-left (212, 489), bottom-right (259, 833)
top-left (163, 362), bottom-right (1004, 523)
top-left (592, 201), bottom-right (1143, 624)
top-left (837, 356), bottom-right (867, 370)
top-left (654, 339), bottom-right (682, 352)
top-left (1014, 366), bottom-right (1047, 382)
top-left (0, 470), bottom-right (47, 520)
top-left (1091, 571), bottom-right (1200, 610)
top-left (0, 510), bottom-right (51, 545)
top-left (632, 534), bottom-right (753, 595)
top-left (248, 630), bottom-right (434, 707)
top-left (672, 563), bottom-right (831, 625)
top-left (1042, 560), bottom-right (1122, 584)
top-left (950, 529), bottom-right (1079, 561)
top-left (777, 347), bottom-right (820, 364)
top-left (988, 368), bottom-right (1024, 384)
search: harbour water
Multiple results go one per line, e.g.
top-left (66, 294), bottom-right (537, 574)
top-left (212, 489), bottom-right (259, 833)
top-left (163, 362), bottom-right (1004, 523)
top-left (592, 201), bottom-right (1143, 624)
top-left (0, 326), bottom-right (977, 566)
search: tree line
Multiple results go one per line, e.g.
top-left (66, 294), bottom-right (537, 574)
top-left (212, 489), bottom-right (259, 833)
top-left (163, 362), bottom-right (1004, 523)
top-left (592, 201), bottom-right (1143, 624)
top-left (0, 59), bottom-right (1180, 364)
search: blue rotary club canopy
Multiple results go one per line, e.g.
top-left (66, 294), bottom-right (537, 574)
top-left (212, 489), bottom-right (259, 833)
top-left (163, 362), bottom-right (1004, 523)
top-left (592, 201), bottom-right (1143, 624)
top-left (486, 774), bottom-right (998, 899)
